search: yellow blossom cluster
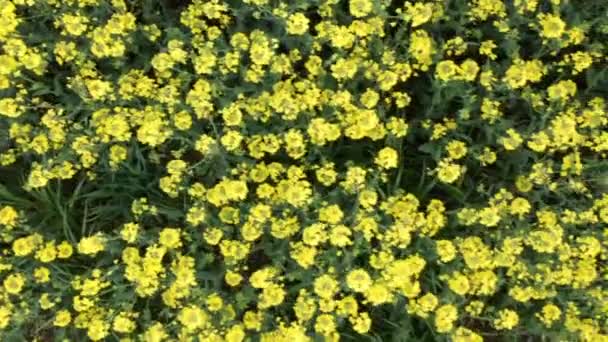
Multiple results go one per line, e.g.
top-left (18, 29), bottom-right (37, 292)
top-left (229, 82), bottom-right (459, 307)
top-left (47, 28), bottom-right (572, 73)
top-left (0, 0), bottom-right (607, 341)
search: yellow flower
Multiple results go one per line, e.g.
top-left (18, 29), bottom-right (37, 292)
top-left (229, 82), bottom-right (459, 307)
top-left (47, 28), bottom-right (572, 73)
top-left (539, 14), bottom-right (566, 39)
top-left (435, 60), bottom-right (459, 81)
top-left (205, 293), bottom-right (224, 312)
top-left (225, 324), bottom-right (246, 342)
top-left (120, 222), bottom-right (139, 243)
top-left (59, 14), bottom-right (89, 36)
top-left (314, 275), bottom-right (339, 299)
top-left (301, 224), bottom-right (326, 247)
top-left (3, 273), bottom-right (25, 294)
top-left (436, 240), bottom-right (457, 262)
top-left (465, 301), bottom-right (485, 316)
top-left (331, 58), bottom-right (358, 80)
top-left (143, 322), bottom-right (167, 342)
top-left (113, 313), bottom-right (136, 333)
top-left (159, 228), bottom-right (182, 249)
top-left (350, 312), bottom-right (371, 334)
top-left (504, 59), bottom-right (545, 89)
top-left (54, 310), bottom-right (71, 327)
top-left (566, 51), bottom-right (594, 74)
top-left (446, 140), bottom-right (467, 160)
top-left (452, 327), bottom-right (483, 342)
top-left (336, 296), bottom-right (358, 317)
top-left (515, 175), bottom-right (533, 192)
top-left (307, 118), bottom-right (341, 146)
top-left (167, 40), bottom-right (187, 63)
top-left (86, 79), bottom-right (112, 100)
top-left (34, 267), bottom-right (51, 283)
top-left (480, 98), bottom-right (501, 122)
top-left (459, 59), bottom-right (479, 81)
top-left (436, 160), bottom-right (463, 183)
top-left (222, 106), bottom-right (243, 127)
top-left (494, 309), bottom-right (519, 330)
top-left (179, 306), bottom-right (208, 331)
top-left (547, 80), bottom-right (577, 102)
top-left (12, 236), bottom-right (36, 257)
top-left (527, 131), bottom-right (550, 152)
top-left (87, 319), bottom-right (110, 341)
top-left (510, 197), bottom-right (531, 218)
top-left (203, 228), bottom-right (223, 246)
top-left (364, 283), bottom-right (391, 305)
top-left (316, 163), bottom-right (337, 186)
top-left (35, 242), bottom-right (57, 263)
top-left (0, 98), bottom-right (23, 118)
top-left (243, 310), bottom-right (263, 331)
top-left (186, 206), bottom-right (207, 226)
top-left (469, 0), bottom-right (506, 21)
top-left (151, 52), bottom-right (175, 73)
top-left (0, 206), bottom-right (18, 228)
top-left (500, 129), bottom-right (523, 151)
top-left (250, 267), bottom-right (278, 289)
top-left (418, 293), bottom-right (439, 313)
top-left (109, 145), bottom-right (128, 169)
top-left (173, 110), bottom-right (192, 130)
top-left (387, 117), bottom-right (409, 138)
top-left (478, 206), bottom-right (500, 227)
top-left (38, 293), bottom-right (55, 310)
top-left (77, 234), bottom-right (105, 256)
top-left (478, 147), bottom-right (496, 165)
top-left (57, 241), bottom-right (74, 258)
top-left (447, 273), bottom-right (470, 296)
top-left (405, 2), bottom-right (433, 27)
top-left (479, 40), bottom-right (497, 59)
top-left (314, 314), bottom-right (336, 335)
top-left (318, 204), bottom-right (343, 224)
top-left (435, 304), bottom-right (458, 333)
top-left (346, 269), bottom-right (372, 293)
top-left (286, 13), bottom-right (309, 35)
top-left (360, 89), bottom-right (379, 109)
top-left (329, 225), bottom-right (352, 247)
top-left (350, 0), bottom-right (373, 18)
top-left (255, 282), bottom-right (283, 309)
top-left (166, 159), bottom-right (187, 175)
top-left (537, 304), bottom-right (561, 327)
top-left (375, 147), bottom-right (399, 169)
top-left (379, 70), bottom-right (400, 91)
top-left (359, 189), bottom-right (378, 209)
top-left (221, 130), bottom-right (244, 151)
top-left (219, 206), bottom-right (240, 225)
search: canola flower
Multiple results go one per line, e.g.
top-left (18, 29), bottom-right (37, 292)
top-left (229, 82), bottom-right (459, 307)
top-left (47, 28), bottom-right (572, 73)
top-left (0, 0), bottom-right (607, 341)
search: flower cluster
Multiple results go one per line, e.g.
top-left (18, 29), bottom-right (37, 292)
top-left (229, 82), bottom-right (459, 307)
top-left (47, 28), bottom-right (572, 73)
top-left (0, 0), bottom-right (607, 341)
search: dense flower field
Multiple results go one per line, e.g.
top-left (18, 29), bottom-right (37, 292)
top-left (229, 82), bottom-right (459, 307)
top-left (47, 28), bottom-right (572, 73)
top-left (0, 0), bottom-right (607, 340)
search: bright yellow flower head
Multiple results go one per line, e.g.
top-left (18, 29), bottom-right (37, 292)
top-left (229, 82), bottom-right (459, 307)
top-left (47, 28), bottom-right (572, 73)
top-left (77, 234), bottom-right (106, 256)
top-left (286, 13), bottom-right (309, 35)
top-left (0, 206), bottom-right (19, 228)
top-left (350, 0), bottom-right (373, 18)
top-left (375, 147), bottom-right (399, 169)
top-left (539, 14), bottom-right (566, 39)
top-left (3, 273), bottom-right (25, 295)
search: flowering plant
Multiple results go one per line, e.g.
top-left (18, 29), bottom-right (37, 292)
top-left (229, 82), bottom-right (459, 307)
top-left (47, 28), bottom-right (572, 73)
top-left (0, 0), bottom-right (607, 341)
